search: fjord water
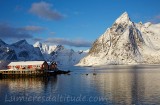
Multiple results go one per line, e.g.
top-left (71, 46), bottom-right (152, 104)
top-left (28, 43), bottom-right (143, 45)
top-left (1, 65), bottom-right (160, 105)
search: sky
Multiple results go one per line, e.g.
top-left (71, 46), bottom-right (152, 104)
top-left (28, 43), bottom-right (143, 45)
top-left (0, 0), bottom-right (160, 50)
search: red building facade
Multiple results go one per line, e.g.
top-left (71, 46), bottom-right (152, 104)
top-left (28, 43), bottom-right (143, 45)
top-left (8, 61), bottom-right (48, 70)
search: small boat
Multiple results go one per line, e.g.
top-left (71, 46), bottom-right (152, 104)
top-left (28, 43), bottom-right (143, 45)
top-left (54, 70), bottom-right (71, 74)
top-left (46, 69), bottom-right (71, 75)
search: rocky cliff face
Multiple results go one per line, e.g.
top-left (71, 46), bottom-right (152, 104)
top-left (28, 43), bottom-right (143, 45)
top-left (77, 12), bottom-right (160, 66)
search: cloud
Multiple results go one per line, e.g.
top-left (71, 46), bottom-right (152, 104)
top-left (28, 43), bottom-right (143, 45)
top-left (33, 38), bottom-right (43, 42)
top-left (44, 38), bottom-right (92, 47)
top-left (29, 1), bottom-right (64, 20)
top-left (49, 32), bottom-right (56, 35)
top-left (23, 25), bottom-right (46, 33)
top-left (0, 24), bottom-right (32, 39)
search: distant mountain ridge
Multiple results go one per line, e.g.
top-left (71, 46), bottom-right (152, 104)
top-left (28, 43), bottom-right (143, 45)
top-left (77, 12), bottom-right (160, 66)
top-left (34, 41), bottom-right (57, 54)
top-left (0, 39), bottom-right (88, 66)
top-left (0, 39), bottom-right (44, 61)
top-left (34, 41), bottom-right (88, 66)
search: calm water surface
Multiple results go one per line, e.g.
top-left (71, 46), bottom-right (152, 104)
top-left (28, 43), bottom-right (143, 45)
top-left (1, 65), bottom-right (160, 105)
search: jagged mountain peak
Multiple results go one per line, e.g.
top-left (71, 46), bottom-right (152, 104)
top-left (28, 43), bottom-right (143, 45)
top-left (34, 41), bottom-right (49, 47)
top-left (34, 41), bottom-right (42, 47)
top-left (77, 12), bottom-right (160, 66)
top-left (56, 45), bottom-right (64, 49)
top-left (33, 41), bottom-right (57, 54)
top-left (11, 39), bottom-right (29, 46)
top-left (0, 39), bottom-right (44, 61)
top-left (115, 12), bottom-right (131, 24)
top-left (33, 41), bottom-right (88, 66)
top-left (18, 39), bottom-right (27, 43)
top-left (35, 41), bottom-right (41, 45)
top-left (107, 12), bottom-right (132, 36)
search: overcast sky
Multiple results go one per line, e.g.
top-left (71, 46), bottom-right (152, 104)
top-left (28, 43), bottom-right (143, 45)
top-left (0, 0), bottom-right (160, 50)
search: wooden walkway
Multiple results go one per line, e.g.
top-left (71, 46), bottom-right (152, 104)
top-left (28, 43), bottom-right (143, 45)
top-left (0, 69), bottom-right (47, 78)
top-left (0, 69), bottom-right (44, 74)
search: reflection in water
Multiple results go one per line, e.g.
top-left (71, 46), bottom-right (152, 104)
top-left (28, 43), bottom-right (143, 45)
top-left (0, 76), bottom-right (57, 101)
top-left (91, 65), bottom-right (160, 105)
top-left (43, 76), bottom-right (58, 94)
top-left (1, 65), bottom-right (160, 105)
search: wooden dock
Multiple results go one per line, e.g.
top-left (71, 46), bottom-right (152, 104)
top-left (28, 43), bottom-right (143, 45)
top-left (0, 69), bottom-right (70, 79)
top-left (0, 69), bottom-right (47, 78)
top-left (0, 69), bottom-right (44, 74)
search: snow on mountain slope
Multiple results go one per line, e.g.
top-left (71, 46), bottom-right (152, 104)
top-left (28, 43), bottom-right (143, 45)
top-left (34, 41), bottom-right (57, 54)
top-left (34, 42), bottom-right (88, 66)
top-left (0, 39), bottom-right (44, 61)
top-left (77, 12), bottom-right (160, 66)
top-left (0, 39), bottom-right (17, 60)
top-left (49, 45), bottom-right (87, 66)
top-left (10, 40), bottom-right (44, 61)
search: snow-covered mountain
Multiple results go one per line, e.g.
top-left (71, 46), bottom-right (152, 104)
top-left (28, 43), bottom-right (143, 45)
top-left (0, 39), bottom-right (44, 61)
top-left (77, 12), bottom-right (160, 66)
top-left (0, 39), bottom-right (15, 60)
top-left (0, 39), bottom-right (87, 66)
top-left (34, 41), bottom-right (57, 54)
top-left (34, 42), bottom-right (88, 66)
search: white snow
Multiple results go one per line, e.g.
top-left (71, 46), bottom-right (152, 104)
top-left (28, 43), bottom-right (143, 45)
top-left (34, 42), bottom-right (88, 66)
top-left (33, 41), bottom-right (57, 54)
top-left (115, 12), bottom-right (131, 24)
top-left (77, 12), bottom-right (160, 66)
top-left (10, 40), bottom-right (44, 61)
top-left (0, 39), bottom-right (44, 61)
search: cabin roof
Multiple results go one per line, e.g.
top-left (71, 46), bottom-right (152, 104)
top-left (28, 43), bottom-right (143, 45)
top-left (8, 61), bottom-right (46, 66)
